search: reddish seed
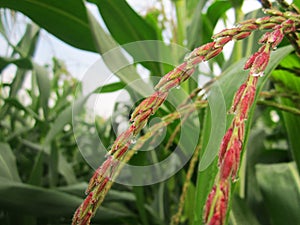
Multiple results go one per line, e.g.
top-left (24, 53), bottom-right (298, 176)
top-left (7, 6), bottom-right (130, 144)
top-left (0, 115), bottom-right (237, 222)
top-left (231, 139), bottom-right (242, 179)
top-left (231, 83), bottom-right (247, 113)
top-left (240, 23), bottom-right (259, 31)
top-left (204, 185), bottom-right (217, 222)
top-left (220, 148), bottom-right (235, 180)
top-left (219, 127), bottom-right (233, 165)
top-left (250, 51), bottom-right (270, 76)
top-left (270, 29), bottom-right (284, 48)
top-left (80, 210), bottom-right (92, 225)
top-left (86, 167), bottom-right (102, 194)
top-left (255, 16), bottom-right (271, 24)
top-left (116, 141), bottom-right (130, 158)
top-left (81, 192), bottom-right (93, 213)
top-left (258, 32), bottom-right (271, 44)
top-left (233, 31), bottom-right (252, 40)
top-left (204, 47), bottom-right (223, 61)
top-left (244, 51), bottom-right (260, 70)
top-left (239, 92), bottom-right (250, 121)
top-left (215, 36), bottom-right (232, 47)
top-left (208, 213), bottom-right (221, 225)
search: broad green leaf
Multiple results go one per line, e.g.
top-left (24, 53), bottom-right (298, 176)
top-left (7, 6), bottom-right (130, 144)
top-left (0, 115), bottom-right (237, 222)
top-left (89, 0), bottom-right (161, 74)
top-left (58, 152), bottom-right (77, 185)
top-left (0, 177), bottom-right (135, 222)
top-left (0, 143), bottom-right (21, 181)
top-left (229, 195), bottom-right (260, 225)
top-left (193, 46), bottom-right (293, 225)
top-left (0, 0), bottom-right (96, 52)
top-left (28, 151), bottom-right (44, 186)
top-left (57, 182), bottom-right (136, 202)
top-left (256, 162), bottom-right (300, 225)
top-left (33, 63), bottom-right (51, 119)
top-left (272, 53), bottom-right (300, 172)
top-left (90, 0), bottom-right (158, 42)
top-left (93, 81), bottom-right (125, 93)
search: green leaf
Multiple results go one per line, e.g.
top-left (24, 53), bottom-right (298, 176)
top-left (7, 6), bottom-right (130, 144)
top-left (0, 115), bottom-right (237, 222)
top-left (0, 0), bottom-right (96, 52)
top-left (0, 178), bottom-right (135, 222)
top-left (93, 81), bottom-right (125, 93)
top-left (58, 152), bottom-right (77, 185)
top-left (28, 151), bottom-right (44, 186)
top-left (15, 23), bottom-right (40, 57)
top-left (229, 195), bottom-right (260, 225)
top-left (90, 0), bottom-right (158, 42)
top-left (0, 143), bottom-right (21, 181)
top-left (272, 53), bottom-right (300, 172)
top-left (4, 98), bottom-right (41, 121)
top-left (89, 0), bottom-right (161, 74)
top-left (33, 63), bottom-right (51, 119)
top-left (193, 46), bottom-right (293, 225)
top-left (256, 162), bottom-right (300, 225)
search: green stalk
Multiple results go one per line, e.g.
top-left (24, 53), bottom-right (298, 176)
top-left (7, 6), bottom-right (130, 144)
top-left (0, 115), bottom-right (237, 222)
top-left (232, 7), bottom-right (244, 62)
top-left (174, 0), bottom-right (189, 92)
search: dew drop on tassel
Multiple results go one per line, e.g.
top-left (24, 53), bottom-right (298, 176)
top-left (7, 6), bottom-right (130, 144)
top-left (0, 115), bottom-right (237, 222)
top-left (233, 177), bottom-right (240, 183)
top-left (176, 85), bottom-right (181, 89)
top-left (131, 138), bottom-right (136, 144)
top-left (252, 72), bottom-right (264, 77)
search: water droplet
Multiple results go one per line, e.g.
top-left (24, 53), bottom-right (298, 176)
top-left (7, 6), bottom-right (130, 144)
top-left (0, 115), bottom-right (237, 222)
top-left (176, 85), bottom-right (181, 90)
top-left (272, 46), bottom-right (277, 50)
top-left (131, 138), bottom-right (136, 144)
top-left (233, 177), bottom-right (240, 182)
top-left (252, 72), bottom-right (264, 77)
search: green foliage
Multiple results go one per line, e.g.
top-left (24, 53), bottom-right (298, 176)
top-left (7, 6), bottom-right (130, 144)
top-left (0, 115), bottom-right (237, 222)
top-left (0, 1), bottom-right (299, 225)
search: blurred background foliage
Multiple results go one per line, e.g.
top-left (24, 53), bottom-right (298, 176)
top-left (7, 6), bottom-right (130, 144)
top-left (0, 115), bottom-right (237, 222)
top-left (0, 0), bottom-right (299, 225)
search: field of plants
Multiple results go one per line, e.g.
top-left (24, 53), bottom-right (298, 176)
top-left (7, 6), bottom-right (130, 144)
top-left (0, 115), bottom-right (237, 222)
top-left (0, 0), bottom-right (299, 225)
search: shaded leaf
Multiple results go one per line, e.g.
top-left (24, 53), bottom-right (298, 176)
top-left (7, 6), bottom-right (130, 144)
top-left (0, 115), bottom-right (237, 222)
top-left (0, 177), bottom-right (135, 222)
top-left (33, 63), bottom-right (51, 119)
top-left (89, 0), bottom-right (161, 74)
top-left (256, 162), bottom-right (300, 225)
top-left (0, 142), bottom-right (21, 181)
top-left (0, 57), bottom-right (32, 72)
top-left (0, 0), bottom-right (96, 52)
top-left (229, 195), bottom-right (260, 225)
top-left (272, 53), bottom-right (300, 172)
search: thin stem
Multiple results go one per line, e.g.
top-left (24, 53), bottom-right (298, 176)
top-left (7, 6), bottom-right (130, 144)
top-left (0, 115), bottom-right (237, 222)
top-left (170, 142), bottom-right (202, 225)
top-left (257, 100), bottom-right (300, 115)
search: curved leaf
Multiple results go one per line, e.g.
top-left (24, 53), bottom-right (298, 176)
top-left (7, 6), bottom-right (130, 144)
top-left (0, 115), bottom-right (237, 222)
top-left (256, 162), bottom-right (300, 225)
top-left (89, 0), bottom-right (162, 74)
top-left (0, 0), bottom-right (96, 52)
top-left (0, 178), bottom-right (135, 222)
top-left (193, 46), bottom-right (293, 225)
top-left (0, 143), bottom-right (21, 182)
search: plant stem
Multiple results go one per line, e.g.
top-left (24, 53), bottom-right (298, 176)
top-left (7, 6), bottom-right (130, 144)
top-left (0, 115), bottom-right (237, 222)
top-left (257, 100), bottom-right (300, 115)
